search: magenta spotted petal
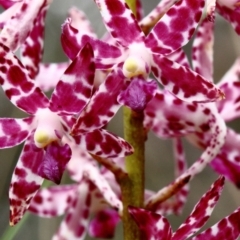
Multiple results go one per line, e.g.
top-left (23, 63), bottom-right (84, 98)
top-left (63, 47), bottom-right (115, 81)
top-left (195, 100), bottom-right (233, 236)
top-left (140, 0), bottom-right (178, 29)
top-left (20, 2), bottom-right (50, 79)
top-left (217, 1), bottom-right (240, 35)
top-left (61, 19), bottom-right (122, 67)
top-left (192, 18), bottom-right (214, 82)
top-left (73, 129), bottom-right (133, 158)
top-left (88, 209), bottom-right (120, 238)
top-left (216, 57), bottom-right (240, 122)
top-left (211, 129), bottom-right (240, 187)
top-left (129, 206), bottom-right (172, 240)
top-left (152, 55), bottom-right (223, 103)
top-left (49, 43), bottom-right (95, 115)
top-left (0, 0), bottom-right (49, 51)
top-left (130, 177), bottom-right (226, 240)
top-left (172, 138), bottom-right (189, 215)
top-left (9, 135), bottom-right (45, 225)
top-left (72, 65), bottom-right (125, 134)
top-left (192, 207), bottom-right (240, 240)
top-left (52, 180), bottom-right (92, 240)
top-left (94, 0), bottom-right (144, 47)
top-left (0, 0), bottom-right (18, 9)
top-left (0, 43), bottom-right (49, 114)
top-left (29, 184), bottom-right (78, 217)
top-left (0, 117), bottom-right (33, 148)
top-left (172, 176), bottom-right (225, 240)
top-left (145, 0), bottom-right (205, 55)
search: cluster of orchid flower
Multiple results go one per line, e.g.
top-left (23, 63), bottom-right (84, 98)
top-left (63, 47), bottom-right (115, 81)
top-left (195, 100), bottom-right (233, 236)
top-left (1, 0), bottom-right (240, 239)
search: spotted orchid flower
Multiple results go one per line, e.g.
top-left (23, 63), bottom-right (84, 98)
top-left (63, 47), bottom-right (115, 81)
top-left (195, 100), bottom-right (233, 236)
top-left (129, 176), bottom-right (240, 240)
top-left (0, 40), bottom-right (133, 226)
top-left (29, 151), bottom-right (124, 240)
top-left (61, 0), bottom-right (224, 118)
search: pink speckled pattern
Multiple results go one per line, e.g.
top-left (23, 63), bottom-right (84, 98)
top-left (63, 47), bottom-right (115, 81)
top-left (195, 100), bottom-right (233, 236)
top-left (0, 0), bottom-right (50, 52)
top-left (129, 177), bottom-right (240, 240)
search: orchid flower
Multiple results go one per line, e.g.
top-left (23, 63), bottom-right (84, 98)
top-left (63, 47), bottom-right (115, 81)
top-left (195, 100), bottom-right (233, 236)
top-left (129, 176), bottom-right (240, 240)
top-left (0, 40), bottom-right (133, 226)
top-left (61, 0), bottom-right (224, 118)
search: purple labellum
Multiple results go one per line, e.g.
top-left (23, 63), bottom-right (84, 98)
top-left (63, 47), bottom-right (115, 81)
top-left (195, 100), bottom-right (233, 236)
top-left (117, 78), bottom-right (158, 112)
top-left (38, 141), bottom-right (72, 184)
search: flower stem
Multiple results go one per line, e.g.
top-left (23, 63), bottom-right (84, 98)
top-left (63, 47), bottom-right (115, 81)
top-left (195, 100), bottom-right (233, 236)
top-left (118, 1), bottom-right (144, 239)
top-left (121, 107), bottom-right (145, 240)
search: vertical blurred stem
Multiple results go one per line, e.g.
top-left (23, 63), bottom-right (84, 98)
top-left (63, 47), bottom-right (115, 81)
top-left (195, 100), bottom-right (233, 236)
top-left (121, 3), bottom-right (144, 240)
top-left (121, 107), bottom-right (145, 240)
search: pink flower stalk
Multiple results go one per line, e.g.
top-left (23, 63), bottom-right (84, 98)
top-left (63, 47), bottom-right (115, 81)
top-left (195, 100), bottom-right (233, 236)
top-left (129, 177), bottom-right (240, 240)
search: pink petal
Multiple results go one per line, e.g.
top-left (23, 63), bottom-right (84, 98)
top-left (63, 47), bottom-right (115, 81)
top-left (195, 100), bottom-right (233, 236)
top-left (66, 147), bottom-right (94, 182)
top-left (166, 48), bottom-right (190, 68)
top-left (0, 43), bottom-right (49, 114)
top-left (53, 180), bottom-right (92, 240)
top-left (211, 129), bottom-right (240, 187)
top-left (144, 90), bottom-right (206, 138)
top-left (37, 141), bottom-right (72, 184)
top-left (172, 176), bottom-right (225, 240)
top-left (0, 0), bottom-right (49, 51)
top-left (216, 57), bottom-right (240, 122)
top-left (172, 138), bottom-right (189, 215)
top-left (35, 62), bottom-right (69, 92)
top-left (29, 184), bottom-right (77, 217)
top-left (49, 43), bottom-right (95, 115)
top-left (61, 18), bottom-right (121, 68)
top-left (140, 0), bottom-right (177, 30)
top-left (0, 117), bottom-right (33, 148)
top-left (0, 0), bottom-right (19, 9)
top-left (192, 17), bottom-right (214, 81)
top-left (72, 66), bottom-right (125, 134)
top-left (9, 134), bottom-right (44, 225)
top-left (94, 0), bottom-right (144, 47)
top-left (84, 164), bottom-right (122, 211)
top-left (0, 2), bottom-right (22, 28)
top-left (145, 0), bottom-right (205, 54)
top-left (68, 6), bottom-right (97, 38)
top-left (117, 78), bottom-right (158, 112)
top-left (152, 55), bottom-right (224, 102)
top-left (129, 206), bottom-right (172, 240)
top-left (217, 2), bottom-right (240, 35)
top-left (88, 209), bottom-right (120, 238)
top-left (73, 129), bottom-right (133, 158)
top-left (20, 2), bottom-right (50, 79)
top-left (193, 207), bottom-right (240, 240)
